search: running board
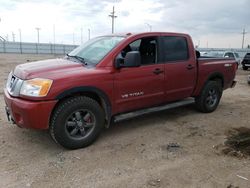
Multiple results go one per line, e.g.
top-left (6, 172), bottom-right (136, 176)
top-left (114, 98), bottom-right (195, 123)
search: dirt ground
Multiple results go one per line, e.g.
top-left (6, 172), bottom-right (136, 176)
top-left (0, 53), bottom-right (250, 188)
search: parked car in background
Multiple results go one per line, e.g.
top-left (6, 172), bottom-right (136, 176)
top-left (201, 51), bottom-right (241, 66)
top-left (242, 53), bottom-right (250, 70)
top-left (223, 51), bottom-right (241, 65)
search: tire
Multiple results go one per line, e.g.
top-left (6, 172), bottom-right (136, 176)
top-left (195, 81), bottom-right (222, 113)
top-left (50, 96), bottom-right (105, 149)
top-left (243, 66), bottom-right (248, 70)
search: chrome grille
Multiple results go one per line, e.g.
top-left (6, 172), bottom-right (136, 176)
top-left (6, 72), bottom-right (23, 97)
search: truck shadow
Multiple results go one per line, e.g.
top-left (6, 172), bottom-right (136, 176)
top-left (101, 104), bottom-right (197, 138)
top-left (10, 104), bottom-right (197, 151)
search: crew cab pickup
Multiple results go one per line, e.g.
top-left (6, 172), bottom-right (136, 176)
top-left (4, 32), bottom-right (237, 149)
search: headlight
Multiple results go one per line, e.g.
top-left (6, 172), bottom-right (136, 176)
top-left (20, 78), bottom-right (53, 97)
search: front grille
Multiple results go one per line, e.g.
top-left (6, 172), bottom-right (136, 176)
top-left (6, 72), bottom-right (23, 97)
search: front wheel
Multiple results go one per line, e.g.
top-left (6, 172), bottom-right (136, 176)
top-left (50, 96), bottom-right (105, 149)
top-left (195, 81), bottom-right (222, 113)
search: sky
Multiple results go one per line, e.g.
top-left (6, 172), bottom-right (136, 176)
top-left (0, 0), bottom-right (249, 48)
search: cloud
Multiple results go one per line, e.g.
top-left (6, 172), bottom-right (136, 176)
top-left (0, 0), bottom-right (249, 47)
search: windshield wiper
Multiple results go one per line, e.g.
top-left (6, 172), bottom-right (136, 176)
top-left (66, 54), bottom-right (87, 65)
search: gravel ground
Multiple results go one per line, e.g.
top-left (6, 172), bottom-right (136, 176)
top-left (0, 53), bottom-right (250, 188)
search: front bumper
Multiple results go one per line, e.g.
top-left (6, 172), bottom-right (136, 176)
top-left (242, 61), bottom-right (250, 67)
top-left (4, 88), bottom-right (57, 129)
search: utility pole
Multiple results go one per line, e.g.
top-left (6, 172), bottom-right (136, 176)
top-left (53, 24), bottom-right (55, 45)
top-left (88, 28), bottom-right (90, 40)
top-left (18, 29), bottom-right (22, 42)
top-left (0, 17), bottom-right (4, 41)
top-left (241, 28), bottom-right (247, 49)
top-left (81, 27), bottom-right (83, 44)
top-left (109, 6), bottom-right (117, 34)
top-left (35, 27), bottom-right (41, 43)
top-left (145, 23), bottom-right (152, 32)
top-left (19, 29), bottom-right (22, 54)
top-left (53, 24), bottom-right (56, 54)
top-left (12, 32), bottom-right (15, 42)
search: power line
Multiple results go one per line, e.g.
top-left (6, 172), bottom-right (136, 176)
top-left (241, 28), bottom-right (247, 49)
top-left (109, 6), bottom-right (117, 34)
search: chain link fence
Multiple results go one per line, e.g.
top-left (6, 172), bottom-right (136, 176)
top-left (197, 48), bottom-right (250, 58)
top-left (0, 41), bottom-right (78, 54)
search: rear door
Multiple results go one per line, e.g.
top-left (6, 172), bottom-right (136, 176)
top-left (114, 37), bottom-right (165, 113)
top-left (160, 35), bottom-right (197, 102)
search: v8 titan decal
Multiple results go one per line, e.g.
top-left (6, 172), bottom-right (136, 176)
top-left (121, 91), bottom-right (144, 99)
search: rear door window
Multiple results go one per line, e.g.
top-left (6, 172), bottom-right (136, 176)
top-left (161, 36), bottom-right (189, 62)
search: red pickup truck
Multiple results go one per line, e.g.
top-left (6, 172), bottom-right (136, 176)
top-left (4, 32), bottom-right (237, 149)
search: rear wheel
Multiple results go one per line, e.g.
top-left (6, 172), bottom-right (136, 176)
top-left (50, 96), bottom-right (105, 149)
top-left (195, 81), bottom-right (222, 113)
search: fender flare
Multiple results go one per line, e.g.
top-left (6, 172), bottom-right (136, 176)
top-left (205, 72), bottom-right (224, 88)
top-left (55, 86), bottom-right (112, 126)
top-left (194, 72), bottom-right (225, 96)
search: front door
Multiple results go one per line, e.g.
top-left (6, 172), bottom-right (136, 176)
top-left (114, 37), bottom-right (165, 113)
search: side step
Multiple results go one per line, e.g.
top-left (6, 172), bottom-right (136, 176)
top-left (114, 98), bottom-right (195, 123)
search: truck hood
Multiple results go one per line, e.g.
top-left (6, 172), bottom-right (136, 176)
top-left (13, 58), bottom-right (87, 80)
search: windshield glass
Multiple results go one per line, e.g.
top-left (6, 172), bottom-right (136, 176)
top-left (68, 36), bottom-right (124, 64)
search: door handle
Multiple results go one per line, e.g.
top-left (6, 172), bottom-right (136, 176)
top-left (187, 64), bottom-right (194, 70)
top-left (153, 68), bottom-right (164, 75)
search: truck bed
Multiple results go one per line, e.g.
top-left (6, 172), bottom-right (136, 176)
top-left (192, 57), bottom-right (237, 96)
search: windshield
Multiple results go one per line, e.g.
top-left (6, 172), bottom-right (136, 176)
top-left (68, 36), bottom-right (124, 64)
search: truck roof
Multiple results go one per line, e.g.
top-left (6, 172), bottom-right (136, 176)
top-left (103, 32), bottom-right (190, 38)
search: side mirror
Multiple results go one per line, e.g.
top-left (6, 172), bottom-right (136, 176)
top-left (124, 51), bottom-right (141, 67)
top-left (196, 50), bottom-right (200, 58)
top-left (115, 51), bottom-right (141, 69)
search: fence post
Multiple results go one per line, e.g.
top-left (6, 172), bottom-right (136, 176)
top-left (49, 43), bottom-right (52, 54)
top-left (3, 41), bottom-right (6, 53)
top-left (20, 42), bottom-right (22, 54)
top-left (36, 43), bottom-right (38, 54)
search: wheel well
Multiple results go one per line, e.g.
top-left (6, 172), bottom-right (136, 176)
top-left (207, 74), bottom-right (224, 89)
top-left (51, 91), bottom-right (111, 127)
top-left (209, 77), bottom-right (224, 88)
